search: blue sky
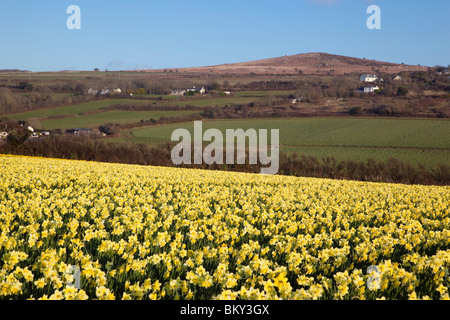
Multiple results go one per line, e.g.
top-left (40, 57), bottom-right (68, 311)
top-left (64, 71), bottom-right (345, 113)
top-left (0, 0), bottom-right (449, 71)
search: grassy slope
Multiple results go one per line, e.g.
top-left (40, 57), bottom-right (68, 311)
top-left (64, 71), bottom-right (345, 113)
top-left (5, 99), bottom-right (149, 120)
top-left (39, 110), bottom-right (201, 130)
top-left (4, 95), bottom-right (264, 121)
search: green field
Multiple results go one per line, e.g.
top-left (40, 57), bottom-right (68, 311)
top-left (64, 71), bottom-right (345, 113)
top-left (4, 95), bottom-right (264, 122)
top-left (124, 118), bottom-right (450, 167)
top-left (5, 99), bottom-right (150, 120)
top-left (39, 110), bottom-right (200, 130)
top-left (165, 95), bottom-right (265, 107)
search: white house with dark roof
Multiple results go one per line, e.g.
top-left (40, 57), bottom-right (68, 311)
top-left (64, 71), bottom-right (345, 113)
top-left (360, 74), bottom-right (378, 82)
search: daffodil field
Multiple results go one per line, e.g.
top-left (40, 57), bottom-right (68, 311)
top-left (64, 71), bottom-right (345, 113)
top-left (1, 155), bottom-right (449, 300)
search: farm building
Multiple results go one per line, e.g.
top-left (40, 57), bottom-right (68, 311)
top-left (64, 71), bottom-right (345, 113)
top-left (358, 86), bottom-right (380, 93)
top-left (360, 74), bottom-right (378, 82)
top-left (88, 88), bottom-right (122, 95)
top-left (186, 86), bottom-right (206, 95)
top-left (171, 86), bottom-right (206, 96)
top-left (67, 128), bottom-right (92, 136)
top-left (170, 89), bottom-right (186, 96)
top-left (88, 88), bottom-right (98, 95)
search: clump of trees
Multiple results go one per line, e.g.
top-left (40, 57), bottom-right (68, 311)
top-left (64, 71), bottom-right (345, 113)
top-left (0, 86), bottom-right (99, 115)
top-left (18, 81), bottom-right (33, 91)
top-left (348, 106), bottom-right (361, 116)
top-left (0, 120), bottom-right (31, 150)
top-left (396, 86), bottom-right (409, 96)
top-left (99, 123), bottom-right (120, 136)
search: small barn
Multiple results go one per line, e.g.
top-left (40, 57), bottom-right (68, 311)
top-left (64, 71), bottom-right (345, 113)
top-left (360, 86), bottom-right (380, 93)
top-left (170, 89), bottom-right (186, 96)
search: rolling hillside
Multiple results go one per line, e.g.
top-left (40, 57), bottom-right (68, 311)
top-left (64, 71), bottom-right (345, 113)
top-left (144, 52), bottom-right (429, 75)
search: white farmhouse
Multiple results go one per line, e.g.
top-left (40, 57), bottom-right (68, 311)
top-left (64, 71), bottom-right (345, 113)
top-left (360, 74), bottom-right (378, 82)
top-left (362, 86), bottom-right (380, 93)
top-left (170, 89), bottom-right (186, 96)
top-left (186, 86), bottom-right (206, 95)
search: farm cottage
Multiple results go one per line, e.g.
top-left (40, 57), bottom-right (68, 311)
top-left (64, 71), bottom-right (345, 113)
top-left (358, 86), bottom-right (380, 93)
top-left (170, 89), bottom-right (186, 96)
top-left (186, 86), bottom-right (206, 95)
top-left (360, 74), bottom-right (378, 82)
top-left (67, 128), bottom-right (92, 136)
top-left (170, 86), bottom-right (206, 96)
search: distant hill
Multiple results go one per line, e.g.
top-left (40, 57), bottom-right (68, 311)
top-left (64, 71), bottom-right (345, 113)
top-left (0, 69), bottom-right (31, 73)
top-left (144, 52), bottom-right (429, 75)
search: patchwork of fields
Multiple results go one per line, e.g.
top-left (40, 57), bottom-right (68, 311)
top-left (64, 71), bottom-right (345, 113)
top-left (3, 95), bottom-right (269, 130)
top-left (2, 92), bottom-right (449, 169)
top-left (0, 155), bottom-right (449, 300)
top-left (3, 95), bottom-right (265, 123)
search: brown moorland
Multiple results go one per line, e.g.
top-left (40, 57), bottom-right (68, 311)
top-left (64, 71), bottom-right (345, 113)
top-left (141, 52), bottom-right (429, 75)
